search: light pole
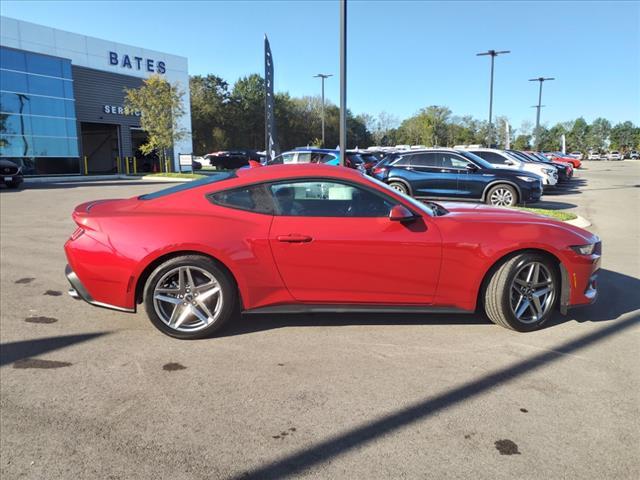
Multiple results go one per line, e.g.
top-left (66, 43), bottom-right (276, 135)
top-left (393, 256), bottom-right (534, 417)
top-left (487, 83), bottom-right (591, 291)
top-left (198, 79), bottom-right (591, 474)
top-left (313, 73), bottom-right (332, 147)
top-left (529, 77), bottom-right (555, 149)
top-left (477, 49), bottom-right (510, 147)
top-left (339, 0), bottom-right (347, 166)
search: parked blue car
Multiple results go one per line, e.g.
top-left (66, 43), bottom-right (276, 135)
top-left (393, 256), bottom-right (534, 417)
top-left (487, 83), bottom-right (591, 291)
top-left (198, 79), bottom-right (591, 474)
top-left (372, 148), bottom-right (542, 207)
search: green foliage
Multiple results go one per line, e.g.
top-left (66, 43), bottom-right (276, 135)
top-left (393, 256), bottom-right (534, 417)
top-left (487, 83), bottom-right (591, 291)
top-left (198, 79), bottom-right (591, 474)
top-left (124, 75), bottom-right (187, 157)
top-left (188, 72), bottom-right (639, 155)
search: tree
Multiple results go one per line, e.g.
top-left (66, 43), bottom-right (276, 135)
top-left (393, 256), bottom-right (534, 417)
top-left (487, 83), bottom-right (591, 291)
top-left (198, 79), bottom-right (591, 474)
top-left (587, 117), bottom-right (612, 152)
top-left (229, 74), bottom-right (266, 149)
top-left (609, 121), bottom-right (638, 151)
top-left (189, 75), bottom-right (231, 153)
top-left (512, 134), bottom-right (531, 150)
top-left (566, 117), bottom-right (589, 153)
top-left (125, 75), bottom-right (187, 168)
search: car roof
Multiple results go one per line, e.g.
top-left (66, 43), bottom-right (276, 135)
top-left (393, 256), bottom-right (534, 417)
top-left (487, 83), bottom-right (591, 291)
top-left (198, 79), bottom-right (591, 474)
top-left (393, 147), bottom-right (465, 154)
top-left (235, 163), bottom-right (363, 182)
top-left (291, 147), bottom-right (338, 153)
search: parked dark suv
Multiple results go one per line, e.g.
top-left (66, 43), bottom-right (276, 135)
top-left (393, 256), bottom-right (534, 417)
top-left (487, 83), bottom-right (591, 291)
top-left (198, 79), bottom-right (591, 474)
top-left (372, 149), bottom-right (542, 206)
top-left (0, 160), bottom-right (24, 189)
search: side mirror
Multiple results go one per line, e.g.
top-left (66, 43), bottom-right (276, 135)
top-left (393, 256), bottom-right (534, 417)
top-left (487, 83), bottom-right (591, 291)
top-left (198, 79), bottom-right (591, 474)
top-left (389, 204), bottom-right (416, 222)
top-left (465, 163), bottom-right (478, 172)
top-left (504, 159), bottom-right (515, 165)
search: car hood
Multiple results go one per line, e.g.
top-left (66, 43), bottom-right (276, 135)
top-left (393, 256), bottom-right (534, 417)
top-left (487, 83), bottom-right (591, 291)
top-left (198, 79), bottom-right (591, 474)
top-left (438, 202), bottom-right (596, 243)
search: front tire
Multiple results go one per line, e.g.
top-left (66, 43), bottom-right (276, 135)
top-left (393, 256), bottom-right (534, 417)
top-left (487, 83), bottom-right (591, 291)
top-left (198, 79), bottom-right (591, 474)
top-left (143, 255), bottom-right (236, 339)
top-left (388, 181), bottom-right (410, 195)
top-left (486, 184), bottom-right (517, 207)
top-left (483, 253), bottom-right (558, 332)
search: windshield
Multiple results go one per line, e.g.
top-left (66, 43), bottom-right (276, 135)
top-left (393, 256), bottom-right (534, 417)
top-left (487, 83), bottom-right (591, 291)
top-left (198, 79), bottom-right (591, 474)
top-left (457, 150), bottom-right (494, 169)
top-left (139, 172), bottom-right (236, 200)
top-left (363, 174), bottom-right (446, 217)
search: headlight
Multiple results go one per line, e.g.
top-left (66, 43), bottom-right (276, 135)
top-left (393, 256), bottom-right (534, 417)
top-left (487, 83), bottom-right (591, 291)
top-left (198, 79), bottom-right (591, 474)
top-left (571, 244), bottom-right (595, 255)
top-left (516, 175), bottom-right (537, 182)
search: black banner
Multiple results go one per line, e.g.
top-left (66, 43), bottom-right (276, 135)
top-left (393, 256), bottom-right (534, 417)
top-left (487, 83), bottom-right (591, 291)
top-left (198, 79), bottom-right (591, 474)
top-left (264, 35), bottom-right (280, 162)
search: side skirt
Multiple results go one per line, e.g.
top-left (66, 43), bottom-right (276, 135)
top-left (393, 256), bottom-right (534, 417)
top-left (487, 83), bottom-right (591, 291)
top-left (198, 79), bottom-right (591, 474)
top-left (243, 304), bottom-right (473, 315)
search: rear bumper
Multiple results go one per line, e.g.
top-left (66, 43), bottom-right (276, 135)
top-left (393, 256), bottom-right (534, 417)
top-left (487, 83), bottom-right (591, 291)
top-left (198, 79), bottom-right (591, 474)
top-left (65, 264), bottom-right (135, 313)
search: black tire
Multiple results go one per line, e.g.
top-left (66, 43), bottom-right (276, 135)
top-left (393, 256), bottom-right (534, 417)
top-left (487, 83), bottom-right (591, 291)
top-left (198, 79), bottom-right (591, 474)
top-left (486, 184), bottom-right (518, 207)
top-left (483, 252), bottom-right (558, 332)
top-left (388, 181), bottom-right (410, 196)
top-left (143, 255), bottom-right (237, 339)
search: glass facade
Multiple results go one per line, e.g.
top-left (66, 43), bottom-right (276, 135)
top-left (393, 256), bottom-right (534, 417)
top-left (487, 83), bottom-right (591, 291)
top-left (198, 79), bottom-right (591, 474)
top-left (0, 46), bottom-right (80, 174)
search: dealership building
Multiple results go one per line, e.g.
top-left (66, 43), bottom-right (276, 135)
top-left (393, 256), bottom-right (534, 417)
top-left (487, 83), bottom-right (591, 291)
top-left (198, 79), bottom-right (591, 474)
top-left (0, 16), bottom-right (192, 175)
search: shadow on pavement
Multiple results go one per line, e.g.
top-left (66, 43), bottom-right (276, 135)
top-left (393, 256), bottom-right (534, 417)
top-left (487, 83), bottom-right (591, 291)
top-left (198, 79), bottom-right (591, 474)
top-left (232, 312), bottom-right (639, 479)
top-left (224, 269), bottom-right (638, 338)
top-left (532, 199), bottom-right (577, 210)
top-left (0, 333), bottom-right (108, 367)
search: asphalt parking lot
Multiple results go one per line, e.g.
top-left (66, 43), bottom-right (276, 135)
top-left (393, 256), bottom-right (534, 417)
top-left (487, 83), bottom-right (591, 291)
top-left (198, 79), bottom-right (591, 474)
top-left (1, 161), bottom-right (639, 479)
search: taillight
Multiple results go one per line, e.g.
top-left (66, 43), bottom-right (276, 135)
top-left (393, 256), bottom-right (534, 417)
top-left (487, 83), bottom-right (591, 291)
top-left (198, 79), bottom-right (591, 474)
top-left (373, 167), bottom-right (386, 175)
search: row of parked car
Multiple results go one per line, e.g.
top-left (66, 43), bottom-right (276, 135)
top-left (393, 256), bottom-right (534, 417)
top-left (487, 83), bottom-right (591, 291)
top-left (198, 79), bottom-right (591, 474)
top-left (252, 146), bottom-right (579, 207)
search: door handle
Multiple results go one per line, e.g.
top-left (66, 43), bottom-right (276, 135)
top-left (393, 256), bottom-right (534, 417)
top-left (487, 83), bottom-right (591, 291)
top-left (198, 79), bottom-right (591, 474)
top-left (277, 234), bottom-right (313, 243)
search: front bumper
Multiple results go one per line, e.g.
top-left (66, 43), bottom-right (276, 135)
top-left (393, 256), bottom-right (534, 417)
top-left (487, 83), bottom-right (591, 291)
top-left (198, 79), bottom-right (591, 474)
top-left (65, 264), bottom-right (135, 313)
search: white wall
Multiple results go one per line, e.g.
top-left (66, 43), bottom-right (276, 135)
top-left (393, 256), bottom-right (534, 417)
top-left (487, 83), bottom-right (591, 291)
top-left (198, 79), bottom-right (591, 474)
top-left (1, 16), bottom-right (193, 167)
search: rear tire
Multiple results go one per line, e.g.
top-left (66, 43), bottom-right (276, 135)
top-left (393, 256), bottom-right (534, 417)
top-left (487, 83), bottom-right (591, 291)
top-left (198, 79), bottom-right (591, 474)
top-left (486, 184), bottom-right (517, 207)
top-left (483, 253), bottom-right (558, 332)
top-left (143, 255), bottom-right (236, 339)
top-left (388, 181), bottom-right (410, 195)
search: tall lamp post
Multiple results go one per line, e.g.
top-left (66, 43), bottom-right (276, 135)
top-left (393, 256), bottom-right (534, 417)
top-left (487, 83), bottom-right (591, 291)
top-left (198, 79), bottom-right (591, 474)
top-left (529, 76), bottom-right (555, 149)
top-left (339, 0), bottom-right (347, 166)
top-left (313, 73), bottom-right (332, 147)
top-left (476, 49), bottom-right (510, 147)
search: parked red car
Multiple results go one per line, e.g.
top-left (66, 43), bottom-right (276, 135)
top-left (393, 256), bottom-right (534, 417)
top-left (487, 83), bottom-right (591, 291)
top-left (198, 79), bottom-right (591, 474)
top-left (541, 152), bottom-right (582, 169)
top-left (65, 164), bottom-right (600, 339)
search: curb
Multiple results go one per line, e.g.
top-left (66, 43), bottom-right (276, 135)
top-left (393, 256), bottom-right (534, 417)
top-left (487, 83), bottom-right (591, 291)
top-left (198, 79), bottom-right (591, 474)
top-left (565, 215), bottom-right (591, 228)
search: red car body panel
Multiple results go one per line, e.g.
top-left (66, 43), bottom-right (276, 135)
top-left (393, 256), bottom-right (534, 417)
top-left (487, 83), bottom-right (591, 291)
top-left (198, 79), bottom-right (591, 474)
top-left (64, 164), bottom-right (599, 315)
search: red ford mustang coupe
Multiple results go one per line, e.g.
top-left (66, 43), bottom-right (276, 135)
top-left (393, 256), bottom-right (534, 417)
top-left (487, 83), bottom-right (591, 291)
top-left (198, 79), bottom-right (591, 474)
top-left (65, 164), bottom-right (600, 339)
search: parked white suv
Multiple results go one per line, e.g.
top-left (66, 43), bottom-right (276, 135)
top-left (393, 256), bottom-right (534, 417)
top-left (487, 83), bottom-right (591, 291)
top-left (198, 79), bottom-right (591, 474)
top-left (607, 151), bottom-right (622, 161)
top-left (588, 151), bottom-right (601, 160)
top-left (464, 148), bottom-right (558, 186)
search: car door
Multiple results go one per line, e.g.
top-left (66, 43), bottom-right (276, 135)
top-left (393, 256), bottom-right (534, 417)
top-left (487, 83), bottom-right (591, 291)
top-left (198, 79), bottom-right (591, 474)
top-left (445, 154), bottom-right (488, 200)
top-left (267, 179), bottom-right (442, 304)
top-left (402, 152), bottom-right (452, 197)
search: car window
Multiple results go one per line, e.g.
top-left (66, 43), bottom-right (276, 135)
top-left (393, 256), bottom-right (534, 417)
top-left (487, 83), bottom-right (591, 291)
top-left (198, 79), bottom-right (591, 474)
top-left (410, 153), bottom-right (438, 167)
top-left (472, 151), bottom-right (507, 164)
top-left (269, 181), bottom-right (395, 217)
top-left (297, 152), bottom-right (312, 163)
top-left (208, 185), bottom-right (274, 214)
top-left (392, 155), bottom-right (412, 167)
top-left (319, 153), bottom-right (337, 163)
top-left (282, 152), bottom-right (296, 164)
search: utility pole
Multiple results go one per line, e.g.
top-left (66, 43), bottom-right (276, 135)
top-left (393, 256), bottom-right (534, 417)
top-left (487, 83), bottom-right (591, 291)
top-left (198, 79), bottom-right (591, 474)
top-left (313, 73), bottom-right (332, 147)
top-left (339, 0), bottom-right (347, 166)
top-left (476, 49), bottom-right (510, 147)
top-left (529, 77), bottom-right (555, 149)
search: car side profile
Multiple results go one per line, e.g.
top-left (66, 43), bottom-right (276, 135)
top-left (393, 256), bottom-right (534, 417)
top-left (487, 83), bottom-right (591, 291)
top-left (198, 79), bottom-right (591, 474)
top-left (65, 164), bottom-right (600, 340)
top-left (465, 148), bottom-right (558, 187)
top-left (371, 148), bottom-right (542, 206)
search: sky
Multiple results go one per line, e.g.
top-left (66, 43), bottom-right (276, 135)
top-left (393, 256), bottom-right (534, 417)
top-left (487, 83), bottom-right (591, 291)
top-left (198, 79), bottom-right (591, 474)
top-left (2, 0), bottom-right (639, 130)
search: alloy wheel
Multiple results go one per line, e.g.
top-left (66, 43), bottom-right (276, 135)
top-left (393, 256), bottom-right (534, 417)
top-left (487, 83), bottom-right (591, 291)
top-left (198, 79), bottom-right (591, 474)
top-left (509, 261), bottom-right (555, 324)
top-left (490, 188), bottom-right (514, 206)
top-left (153, 266), bottom-right (223, 332)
